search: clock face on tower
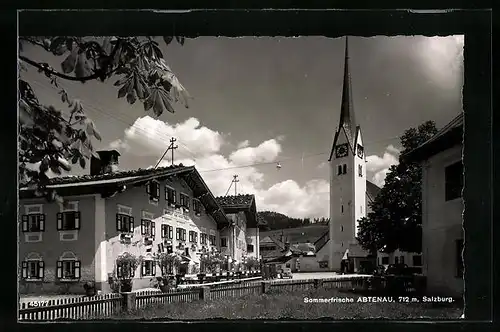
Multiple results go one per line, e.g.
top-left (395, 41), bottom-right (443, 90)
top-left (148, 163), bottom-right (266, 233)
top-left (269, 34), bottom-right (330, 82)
top-left (335, 144), bottom-right (348, 158)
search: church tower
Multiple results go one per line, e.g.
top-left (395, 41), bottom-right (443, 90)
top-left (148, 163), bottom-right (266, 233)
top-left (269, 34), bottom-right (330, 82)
top-left (328, 37), bottom-right (367, 271)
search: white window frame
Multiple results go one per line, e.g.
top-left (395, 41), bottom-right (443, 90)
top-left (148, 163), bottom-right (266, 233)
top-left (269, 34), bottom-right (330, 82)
top-left (165, 186), bottom-right (177, 207)
top-left (118, 204), bottom-right (133, 216)
top-left (58, 201), bottom-right (79, 242)
top-left (57, 251), bottom-right (81, 282)
top-left (22, 252), bottom-right (44, 281)
top-left (141, 211), bottom-right (156, 239)
top-left (141, 256), bottom-right (156, 277)
top-left (23, 204), bottom-right (44, 243)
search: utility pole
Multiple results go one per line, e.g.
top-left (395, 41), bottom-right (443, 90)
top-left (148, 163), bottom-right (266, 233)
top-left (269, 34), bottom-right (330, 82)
top-left (170, 137), bottom-right (178, 166)
top-left (233, 175), bottom-right (239, 195)
top-left (154, 137), bottom-right (179, 169)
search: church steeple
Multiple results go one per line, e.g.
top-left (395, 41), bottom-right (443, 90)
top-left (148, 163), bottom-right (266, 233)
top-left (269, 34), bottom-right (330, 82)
top-left (329, 37), bottom-right (357, 161)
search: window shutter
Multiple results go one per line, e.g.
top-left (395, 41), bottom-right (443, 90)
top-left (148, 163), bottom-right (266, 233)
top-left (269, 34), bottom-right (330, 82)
top-left (38, 261), bottom-right (45, 279)
top-left (157, 244), bottom-right (162, 252)
top-left (56, 261), bottom-right (63, 278)
top-left (152, 262), bottom-right (156, 275)
top-left (116, 214), bottom-right (121, 231)
top-left (160, 243), bottom-right (164, 252)
top-left (141, 262), bottom-right (146, 277)
top-left (22, 261), bottom-right (28, 278)
top-left (39, 214), bottom-right (45, 231)
top-left (146, 182), bottom-right (151, 195)
top-left (129, 217), bottom-right (135, 232)
top-left (176, 228), bottom-right (179, 240)
top-left (74, 261), bottom-right (81, 279)
top-left (169, 226), bottom-right (173, 239)
top-left (156, 184), bottom-right (160, 198)
top-left (141, 219), bottom-right (145, 235)
top-left (21, 215), bottom-right (28, 232)
top-left (130, 263), bottom-right (136, 277)
top-left (161, 225), bottom-right (165, 238)
top-left (75, 211), bottom-right (81, 229)
top-left (57, 213), bottom-right (62, 230)
top-left (173, 190), bottom-right (177, 204)
top-left (151, 222), bottom-right (156, 238)
top-left (117, 265), bottom-right (122, 278)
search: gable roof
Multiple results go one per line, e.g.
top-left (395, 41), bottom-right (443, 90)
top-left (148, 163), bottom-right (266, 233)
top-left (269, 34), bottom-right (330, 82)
top-left (366, 180), bottom-right (381, 203)
top-left (215, 194), bottom-right (267, 229)
top-left (19, 165), bottom-right (230, 229)
top-left (404, 113), bottom-right (463, 163)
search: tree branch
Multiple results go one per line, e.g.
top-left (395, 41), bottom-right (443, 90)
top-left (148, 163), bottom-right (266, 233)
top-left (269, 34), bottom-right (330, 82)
top-left (19, 55), bottom-right (120, 83)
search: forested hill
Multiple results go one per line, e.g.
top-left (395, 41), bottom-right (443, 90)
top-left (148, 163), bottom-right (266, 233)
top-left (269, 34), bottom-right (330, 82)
top-left (257, 211), bottom-right (329, 230)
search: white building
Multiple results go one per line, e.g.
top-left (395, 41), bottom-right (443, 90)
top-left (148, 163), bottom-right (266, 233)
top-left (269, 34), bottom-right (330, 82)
top-left (406, 113), bottom-right (464, 298)
top-left (326, 37), bottom-right (381, 273)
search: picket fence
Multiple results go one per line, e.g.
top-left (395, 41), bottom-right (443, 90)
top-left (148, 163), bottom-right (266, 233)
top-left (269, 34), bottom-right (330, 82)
top-left (19, 275), bottom-right (424, 321)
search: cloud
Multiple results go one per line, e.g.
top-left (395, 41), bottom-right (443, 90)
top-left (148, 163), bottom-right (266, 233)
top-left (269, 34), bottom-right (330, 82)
top-left (366, 144), bottom-right (400, 187)
top-left (111, 116), bottom-right (328, 218)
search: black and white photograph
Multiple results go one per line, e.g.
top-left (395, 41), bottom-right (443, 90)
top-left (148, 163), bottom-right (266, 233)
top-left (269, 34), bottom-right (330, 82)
top-left (17, 12), bottom-right (471, 321)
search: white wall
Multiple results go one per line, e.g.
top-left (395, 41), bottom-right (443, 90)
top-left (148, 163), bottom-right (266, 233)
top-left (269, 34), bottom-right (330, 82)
top-left (246, 227), bottom-right (259, 259)
top-left (377, 249), bottom-right (422, 269)
top-left (421, 144), bottom-right (463, 298)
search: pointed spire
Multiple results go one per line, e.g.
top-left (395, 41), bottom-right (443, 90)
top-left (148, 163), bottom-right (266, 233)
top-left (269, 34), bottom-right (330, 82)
top-left (339, 36), bottom-right (356, 147)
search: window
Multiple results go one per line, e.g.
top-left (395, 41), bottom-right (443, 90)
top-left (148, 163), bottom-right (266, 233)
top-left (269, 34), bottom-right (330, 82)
top-left (165, 186), bottom-right (177, 205)
top-left (343, 164), bottom-right (347, 174)
top-left (193, 199), bottom-right (202, 215)
top-left (395, 256), bottom-right (399, 264)
top-left (161, 225), bottom-right (173, 239)
top-left (57, 211), bottom-right (81, 231)
top-left (141, 219), bottom-right (156, 238)
top-left (412, 255), bottom-right (422, 266)
top-left (247, 244), bottom-right (254, 253)
top-left (189, 231), bottom-right (198, 243)
top-left (116, 214), bottom-right (134, 233)
top-left (57, 252), bottom-right (80, 280)
top-left (209, 235), bottom-right (216, 246)
top-left (382, 257), bottom-right (389, 265)
top-left (21, 253), bottom-right (44, 280)
top-left (337, 165), bottom-right (342, 175)
top-left (456, 239), bottom-right (464, 278)
top-left (180, 194), bottom-right (190, 209)
top-left (117, 262), bottom-right (135, 279)
top-left (200, 233), bottom-right (208, 245)
top-left (445, 161), bottom-right (463, 201)
top-left (400, 256), bottom-right (404, 264)
top-left (220, 237), bottom-right (228, 247)
top-left (340, 225), bottom-right (344, 232)
top-left (184, 248), bottom-right (190, 256)
top-left (319, 261), bottom-right (328, 268)
top-left (146, 180), bottom-right (160, 203)
top-left (338, 164), bottom-right (347, 175)
top-left (341, 205), bottom-right (344, 213)
top-left (176, 227), bottom-right (186, 241)
top-left (21, 205), bottom-right (45, 233)
top-left (141, 259), bottom-right (156, 277)
top-left (358, 164), bottom-right (363, 177)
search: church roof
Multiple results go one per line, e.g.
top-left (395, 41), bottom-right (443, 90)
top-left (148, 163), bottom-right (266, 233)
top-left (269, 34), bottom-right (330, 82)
top-left (329, 37), bottom-right (358, 161)
top-left (366, 180), bottom-right (381, 203)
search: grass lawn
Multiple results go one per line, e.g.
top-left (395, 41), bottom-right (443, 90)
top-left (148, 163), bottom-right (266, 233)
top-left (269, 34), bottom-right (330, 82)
top-left (111, 288), bottom-right (463, 320)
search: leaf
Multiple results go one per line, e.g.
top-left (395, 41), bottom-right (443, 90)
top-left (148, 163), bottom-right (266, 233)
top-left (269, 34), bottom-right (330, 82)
top-left (79, 157), bottom-right (86, 169)
top-left (175, 36), bottom-right (185, 46)
top-left (118, 84), bottom-right (128, 99)
top-left (114, 76), bottom-right (129, 86)
top-left (163, 36), bottom-right (174, 45)
top-left (127, 91), bottom-right (137, 104)
top-left (61, 48), bottom-right (79, 74)
top-left (75, 53), bottom-right (92, 79)
top-left (143, 94), bottom-right (154, 111)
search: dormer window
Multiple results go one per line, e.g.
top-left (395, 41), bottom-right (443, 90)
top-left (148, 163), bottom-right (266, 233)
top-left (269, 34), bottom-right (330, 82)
top-left (146, 180), bottom-right (160, 205)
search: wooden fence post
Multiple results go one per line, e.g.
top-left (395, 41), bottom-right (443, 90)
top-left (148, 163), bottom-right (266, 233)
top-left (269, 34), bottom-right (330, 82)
top-left (200, 286), bottom-right (210, 301)
top-left (121, 292), bottom-right (136, 313)
top-left (261, 281), bottom-right (269, 294)
top-left (314, 279), bottom-right (323, 289)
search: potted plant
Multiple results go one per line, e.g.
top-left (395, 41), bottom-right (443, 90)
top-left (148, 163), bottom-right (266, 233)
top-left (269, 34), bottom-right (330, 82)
top-left (83, 280), bottom-right (97, 297)
top-left (115, 252), bottom-right (141, 292)
top-left (157, 252), bottom-right (181, 289)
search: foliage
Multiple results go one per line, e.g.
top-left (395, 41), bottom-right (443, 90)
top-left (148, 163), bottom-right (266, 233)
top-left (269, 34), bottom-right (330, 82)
top-left (258, 211), bottom-right (330, 230)
top-left (157, 252), bottom-right (181, 275)
top-left (199, 252), bottom-right (224, 273)
top-left (18, 36), bottom-right (190, 200)
top-left (357, 121), bottom-right (438, 254)
top-left (116, 252), bottom-right (142, 280)
top-left (244, 257), bottom-right (260, 270)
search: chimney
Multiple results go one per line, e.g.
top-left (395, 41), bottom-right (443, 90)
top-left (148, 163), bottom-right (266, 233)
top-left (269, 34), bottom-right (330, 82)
top-left (90, 150), bottom-right (121, 176)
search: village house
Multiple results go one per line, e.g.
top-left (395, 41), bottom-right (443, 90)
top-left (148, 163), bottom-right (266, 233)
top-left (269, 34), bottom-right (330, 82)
top-left (215, 194), bottom-right (268, 266)
top-left (405, 113), bottom-right (464, 298)
top-left (19, 150), bottom-right (261, 294)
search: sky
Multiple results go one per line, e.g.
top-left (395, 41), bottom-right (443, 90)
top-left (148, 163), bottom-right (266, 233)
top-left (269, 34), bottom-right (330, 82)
top-left (19, 36), bottom-right (464, 219)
